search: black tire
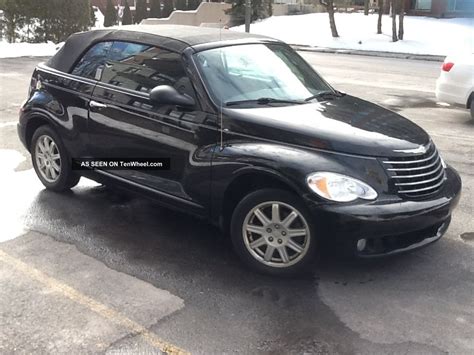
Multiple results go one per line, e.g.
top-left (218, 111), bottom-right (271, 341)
top-left (470, 97), bottom-right (474, 120)
top-left (230, 188), bottom-right (317, 275)
top-left (31, 125), bottom-right (80, 192)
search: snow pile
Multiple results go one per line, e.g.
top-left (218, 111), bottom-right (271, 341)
top-left (232, 13), bottom-right (474, 56)
top-left (0, 41), bottom-right (60, 58)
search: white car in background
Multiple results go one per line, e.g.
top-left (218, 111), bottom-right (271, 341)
top-left (435, 53), bottom-right (474, 120)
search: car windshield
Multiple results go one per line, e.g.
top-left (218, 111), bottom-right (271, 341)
top-left (194, 43), bottom-right (333, 107)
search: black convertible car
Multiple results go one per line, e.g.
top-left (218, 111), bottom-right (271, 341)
top-left (18, 25), bottom-right (461, 274)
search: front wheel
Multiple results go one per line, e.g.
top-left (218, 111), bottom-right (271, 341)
top-left (230, 189), bottom-right (317, 275)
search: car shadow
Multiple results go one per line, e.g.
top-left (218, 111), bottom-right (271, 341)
top-left (25, 181), bottom-right (443, 281)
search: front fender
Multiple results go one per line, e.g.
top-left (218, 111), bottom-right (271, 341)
top-left (210, 141), bottom-right (387, 224)
top-left (231, 165), bottom-right (302, 195)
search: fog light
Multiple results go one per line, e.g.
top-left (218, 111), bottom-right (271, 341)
top-left (357, 238), bottom-right (367, 251)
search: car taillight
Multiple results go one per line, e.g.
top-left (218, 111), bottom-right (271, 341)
top-left (442, 62), bottom-right (454, 72)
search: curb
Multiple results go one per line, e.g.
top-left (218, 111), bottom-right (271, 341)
top-left (0, 55), bottom-right (52, 60)
top-left (292, 45), bottom-right (446, 62)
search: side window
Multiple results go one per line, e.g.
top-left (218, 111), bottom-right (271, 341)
top-left (71, 41), bottom-right (113, 80)
top-left (100, 41), bottom-right (193, 97)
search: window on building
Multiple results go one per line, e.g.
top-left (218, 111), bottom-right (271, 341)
top-left (415, 0), bottom-right (432, 10)
top-left (447, 0), bottom-right (474, 11)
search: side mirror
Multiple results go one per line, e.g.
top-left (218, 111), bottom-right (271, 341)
top-left (149, 85), bottom-right (195, 108)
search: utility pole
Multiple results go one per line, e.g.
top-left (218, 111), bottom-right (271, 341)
top-left (245, 0), bottom-right (251, 33)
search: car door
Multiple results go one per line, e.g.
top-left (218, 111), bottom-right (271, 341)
top-left (87, 41), bottom-right (218, 216)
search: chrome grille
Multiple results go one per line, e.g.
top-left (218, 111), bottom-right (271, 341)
top-left (382, 144), bottom-right (446, 198)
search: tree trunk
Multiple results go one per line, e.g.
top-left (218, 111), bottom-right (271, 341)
top-left (377, 0), bottom-right (383, 34)
top-left (391, 0), bottom-right (397, 42)
top-left (398, 0), bottom-right (404, 40)
top-left (327, 0), bottom-right (339, 38)
top-left (319, 0), bottom-right (339, 38)
top-left (364, 0), bottom-right (369, 15)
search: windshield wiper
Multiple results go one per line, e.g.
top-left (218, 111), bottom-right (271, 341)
top-left (305, 90), bottom-right (344, 102)
top-left (225, 97), bottom-right (305, 107)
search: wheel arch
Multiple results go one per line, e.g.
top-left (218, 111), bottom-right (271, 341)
top-left (467, 91), bottom-right (473, 108)
top-left (219, 168), bottom-right (303, 233)
top-left (24, 113), bottom-right (56, 151)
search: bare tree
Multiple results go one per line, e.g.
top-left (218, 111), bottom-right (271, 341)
top-left (398, 0), bottom-right (405, 40)
top-left (364, 0), bottom-right (369, 15)
top-left (391, 0), bottom-right (397, 42)
top-left (377, 0), bottom-right (383, 34)
top-left (320, 0), bottom-right (339, 38)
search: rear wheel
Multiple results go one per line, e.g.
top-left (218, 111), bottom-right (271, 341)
top-left (31, 125), bottom-right (80, 191)
top-left (230, 189), bottom-right (317, 275)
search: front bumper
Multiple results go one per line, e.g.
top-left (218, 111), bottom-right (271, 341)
top-left (306, 166), bottom-right (462, 257)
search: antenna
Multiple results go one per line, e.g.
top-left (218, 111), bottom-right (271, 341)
top-left (219, 19), bottom-right (224, 151)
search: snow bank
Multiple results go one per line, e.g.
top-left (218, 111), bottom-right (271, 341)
top-left (0, 41), bottom-right (60, 58)
top-left (1, 12), bottom-right (471, 58)
top-left (231, 13), bottom-right (474, 56)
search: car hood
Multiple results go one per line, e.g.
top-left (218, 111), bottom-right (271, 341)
top-left (223, 95), bottom-right (431, 157)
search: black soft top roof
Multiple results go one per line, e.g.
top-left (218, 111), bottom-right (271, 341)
top-left (47, 25), bottom-right (277, 73)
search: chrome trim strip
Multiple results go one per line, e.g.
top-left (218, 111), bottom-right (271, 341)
top-left (38, 63), bottom-right (150, 100)
top-left (42, 81), bottom-right (92, 98)
top-left (398, 177), bottom-right (445, 194)
top-left (383, 149), bottom-right (437, 165)
top-left (94, 82), bottom-right (150, 99)
top-left (387, 155), bottom-right (441, 172)
top-left (392, 163), bottom-right (442, 179)
top-left (395, 169), bottom-right (445, 186)
top-left (37, 64), bottom-right (97, 86)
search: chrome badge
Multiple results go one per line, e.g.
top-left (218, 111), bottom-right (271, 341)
top-left (394, 144), bottom-right (429, 154)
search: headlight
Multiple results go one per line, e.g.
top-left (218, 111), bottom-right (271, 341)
top-left (307, 172), bottom-right (377, 202)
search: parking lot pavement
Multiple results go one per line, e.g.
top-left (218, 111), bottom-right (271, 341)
top-left (0, 232), bottom-right (184, 354)
top-left (1, 55), bottom-right (473, 354)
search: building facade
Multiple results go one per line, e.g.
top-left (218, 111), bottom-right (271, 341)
top-left (405, 0), bottom-right (474, 17)
top-left (92, 0), bottom-right (151, 14)
top-left (92, 0), bottom-right (473, 18)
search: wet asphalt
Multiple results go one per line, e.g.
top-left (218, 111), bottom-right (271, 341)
top-left (0, 54), bottom-right (473, 354)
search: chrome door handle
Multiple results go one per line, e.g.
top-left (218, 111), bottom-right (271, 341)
top-left (89, 100), bottom-right (108, 109)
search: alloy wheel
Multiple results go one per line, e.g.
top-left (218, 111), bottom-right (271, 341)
top-left (35, 134), bottom-right (61, 183)
top-left (242, 201), bottom-right (311, 268)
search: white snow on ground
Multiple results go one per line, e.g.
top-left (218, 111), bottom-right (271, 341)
top-left (1, 12), bottom-right (471, 58)
top-left (0, 41), bottom-right (60, 58)
top-left (232, 13), bottom-right (474, 56)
